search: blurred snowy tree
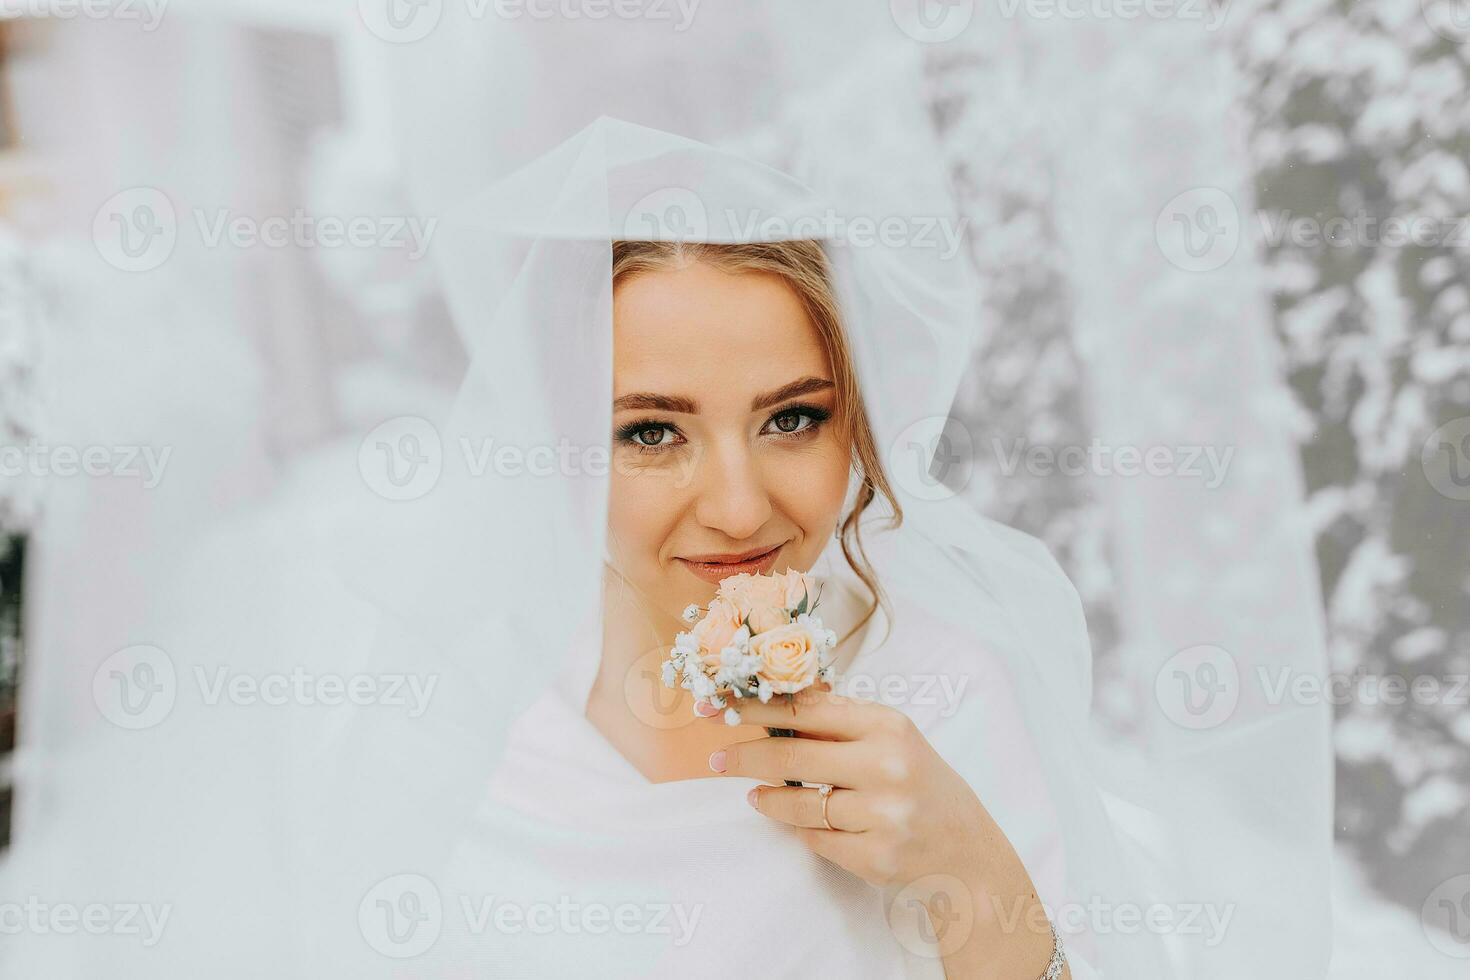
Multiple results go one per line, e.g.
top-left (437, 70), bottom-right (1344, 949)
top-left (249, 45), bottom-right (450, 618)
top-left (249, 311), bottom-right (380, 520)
top-left (1237, 0), bottom-right (1470, 909)
top-left (928, 1), bottom-right (1469, 914)
top-left (925, 37), bottom-right (1125, 724)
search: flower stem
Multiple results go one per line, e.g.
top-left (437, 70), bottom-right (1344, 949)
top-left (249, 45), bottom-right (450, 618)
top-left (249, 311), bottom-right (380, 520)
top-left (764, 727), bottom-right (803, 787)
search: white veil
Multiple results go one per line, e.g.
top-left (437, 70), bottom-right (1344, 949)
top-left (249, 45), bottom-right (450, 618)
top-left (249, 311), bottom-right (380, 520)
top-left (326, 115), bottom-right (1334, 977)
top-left (1, 109), bottom-right (1331, 977)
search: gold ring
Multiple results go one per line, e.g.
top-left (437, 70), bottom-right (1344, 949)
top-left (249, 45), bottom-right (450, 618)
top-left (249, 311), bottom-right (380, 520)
top-left (817, 782), bottom-right (836, 831)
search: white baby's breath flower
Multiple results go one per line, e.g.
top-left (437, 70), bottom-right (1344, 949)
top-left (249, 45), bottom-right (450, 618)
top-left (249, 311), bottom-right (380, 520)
top-left (681, 603), bottom-right (701, 624)
top-left (691, 673), bottom-right (716, 699)
top-left (674, 631), bottom-right (699, 655)
top-left (724, 707), bottom-right (742, 726)
top-left (660, 661), bottom-right (676, 687)
top-left (758, 678), bottom-right (773, 702)
top-left (720, 645), bottom-right (742, 666)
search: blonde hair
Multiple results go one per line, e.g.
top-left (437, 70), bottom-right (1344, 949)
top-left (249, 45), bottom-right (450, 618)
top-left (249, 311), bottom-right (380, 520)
top-left (611, 239), bottom-right (901, 638)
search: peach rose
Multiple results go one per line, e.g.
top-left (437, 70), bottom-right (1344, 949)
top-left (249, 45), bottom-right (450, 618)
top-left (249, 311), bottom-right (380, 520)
top-left (716, 572), bottom-right (786, 615)
top-left (691, 597), bottom-right (744, 670)
top-left (719, 569), bottom-right (817, 616)
top-left (751, 622), bottom-right (821, 694)
top-left (746, 604), bottom-right (791, 634)
top-left (777, 570), bottom-right (816, 611)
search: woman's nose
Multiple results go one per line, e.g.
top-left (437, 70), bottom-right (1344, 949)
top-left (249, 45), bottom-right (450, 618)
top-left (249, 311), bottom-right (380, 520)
top-left (691, 441), bottom-right (772, 541)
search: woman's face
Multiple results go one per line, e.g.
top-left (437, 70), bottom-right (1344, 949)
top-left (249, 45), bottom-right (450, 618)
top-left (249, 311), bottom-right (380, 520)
top-left (607, 260), bottom-right (852, 623)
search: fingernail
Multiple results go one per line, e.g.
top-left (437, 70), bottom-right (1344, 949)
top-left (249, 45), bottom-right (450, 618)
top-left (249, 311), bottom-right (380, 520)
top-left (708, 750), bottom-right (727, 773)
top-left (746, 788), bottom-right (759, 808)
top-left (695, 700), bottom-right (719, 717)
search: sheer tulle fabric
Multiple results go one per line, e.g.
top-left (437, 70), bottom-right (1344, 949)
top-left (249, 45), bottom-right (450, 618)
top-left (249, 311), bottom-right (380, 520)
top-left (1, 118), bottom-right (1330, 979)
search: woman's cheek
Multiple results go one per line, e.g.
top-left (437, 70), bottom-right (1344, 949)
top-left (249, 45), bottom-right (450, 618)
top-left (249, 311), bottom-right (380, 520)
top-left (780, 440), bottom-right (852, 564)
top-left (606, 469), bottom-right (661, 572)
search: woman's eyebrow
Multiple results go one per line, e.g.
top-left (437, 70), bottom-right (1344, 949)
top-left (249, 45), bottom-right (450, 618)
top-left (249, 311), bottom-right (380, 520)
top-left (750, 376), bottom-right (835, 412)
top-left (612, 376), bottom-right (835, 415)
top-left (611, 392), bottom-right (698, 413)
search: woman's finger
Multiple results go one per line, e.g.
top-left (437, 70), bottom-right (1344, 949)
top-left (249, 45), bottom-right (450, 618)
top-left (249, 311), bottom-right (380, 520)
top-left (746, 784), bottom-right (873, 832)
top-left (703, 686), bottom-right (884, 741)
top-left (710, 735), bottom-right (870, 787)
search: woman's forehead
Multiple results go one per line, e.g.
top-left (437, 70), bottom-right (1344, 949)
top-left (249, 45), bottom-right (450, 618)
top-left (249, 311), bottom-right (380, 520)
top-left (612, 262), bottom-right (831, 394)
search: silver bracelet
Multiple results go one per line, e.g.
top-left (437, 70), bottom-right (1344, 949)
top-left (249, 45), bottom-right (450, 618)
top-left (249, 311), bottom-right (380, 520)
top-left (1036, 917), bottom-right (1067, 980)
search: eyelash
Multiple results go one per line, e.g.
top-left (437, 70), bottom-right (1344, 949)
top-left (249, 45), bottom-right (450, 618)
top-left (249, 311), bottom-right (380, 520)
top-left (614, 403), bottom-right (833, 454)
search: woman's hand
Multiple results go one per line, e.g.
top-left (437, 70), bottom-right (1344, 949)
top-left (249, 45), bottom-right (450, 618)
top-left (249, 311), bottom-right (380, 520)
top-left (700, 685), bottom-right (1067, 980)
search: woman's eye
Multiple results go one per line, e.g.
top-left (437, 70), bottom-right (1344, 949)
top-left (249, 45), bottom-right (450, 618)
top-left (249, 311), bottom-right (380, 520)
top-left (764, 410), bottom-right (819, 436)
top-left (632, 426), bottom-right (672, 447)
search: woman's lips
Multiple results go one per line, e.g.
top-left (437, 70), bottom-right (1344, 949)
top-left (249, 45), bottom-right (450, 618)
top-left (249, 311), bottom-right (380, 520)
top-left (675, 545), bottom-right (783, 584)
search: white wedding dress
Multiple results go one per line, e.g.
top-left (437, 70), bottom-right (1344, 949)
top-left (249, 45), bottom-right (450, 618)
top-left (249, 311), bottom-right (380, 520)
top-left (417, 555), bottom-right (1071, 979)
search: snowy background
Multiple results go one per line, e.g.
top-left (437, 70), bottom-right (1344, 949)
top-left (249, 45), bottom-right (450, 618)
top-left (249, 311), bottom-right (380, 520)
top-left (0, 1), bottom-right (1467, 975)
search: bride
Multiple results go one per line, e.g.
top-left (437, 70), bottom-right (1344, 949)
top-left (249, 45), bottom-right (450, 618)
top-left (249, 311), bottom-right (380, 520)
top-left (312, 119), bottom-right (1103, 979)
top-left (492, 237), bottom-right (1071, 978)
top-left (302, 117), bottom-right (1324, 980)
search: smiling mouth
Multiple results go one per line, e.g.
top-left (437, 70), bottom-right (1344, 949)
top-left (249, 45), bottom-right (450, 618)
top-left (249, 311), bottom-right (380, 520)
top-left (675, 544), bottom-right (785, 583)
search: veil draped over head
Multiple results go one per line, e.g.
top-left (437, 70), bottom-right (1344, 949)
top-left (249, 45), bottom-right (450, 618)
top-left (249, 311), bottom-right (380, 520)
top-left (2, 113), bottom-right (1331, 977)
top-left (322, 117), bottom-right (1330, 977)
